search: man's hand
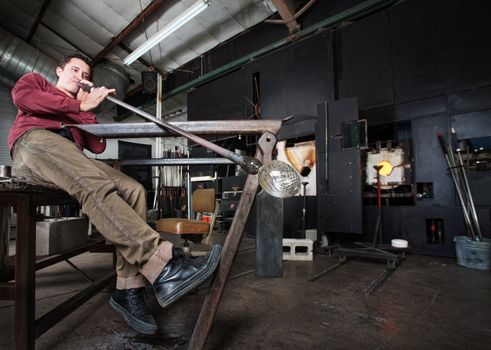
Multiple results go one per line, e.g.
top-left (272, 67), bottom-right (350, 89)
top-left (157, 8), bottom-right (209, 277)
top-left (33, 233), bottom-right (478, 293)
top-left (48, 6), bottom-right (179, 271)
top-left (78, 80), bottom-right (116, 112)
top-left (76, 79), bottom-right (92, 102)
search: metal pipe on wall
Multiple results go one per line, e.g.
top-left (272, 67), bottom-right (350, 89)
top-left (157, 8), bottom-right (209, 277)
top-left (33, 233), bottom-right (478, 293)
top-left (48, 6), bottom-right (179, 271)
top-left (0, 26), bottom-right (129, 99)
top-left (0, 26), bottom-right (57, 87)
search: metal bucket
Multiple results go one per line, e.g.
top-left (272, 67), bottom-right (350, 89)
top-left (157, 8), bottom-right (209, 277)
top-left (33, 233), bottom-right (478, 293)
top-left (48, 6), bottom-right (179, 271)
top-left (454, 236), bottom-right (491, 270)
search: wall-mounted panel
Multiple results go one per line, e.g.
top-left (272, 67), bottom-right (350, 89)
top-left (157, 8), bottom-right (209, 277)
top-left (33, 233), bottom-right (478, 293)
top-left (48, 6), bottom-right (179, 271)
top-left (390, 0), bottom-right (446, 102)
top-left (364, 206), bottom-right (476, 257)
top-left (258, 33), bottom-right (332, 121)
top-left (326, 98), bottom-right (363, 234)
top-left (337, 9), bottom-right (394, 108)
top-left (451, 111), bottom-right (491, 140)
top-left (188, 32), bottom-right (332, 135)
top-left (412, 114), bottom-right (454, 207)
top-left (188, 69), bottom-right (248, 121)
top-left (391, 0), bottom-right (491, 102)
top-left (448, 86), bottom-right (491, 115)
top-left (361, 95), bottom-right (448, 125)
top-left (436, 1), bottom-right (491, 91)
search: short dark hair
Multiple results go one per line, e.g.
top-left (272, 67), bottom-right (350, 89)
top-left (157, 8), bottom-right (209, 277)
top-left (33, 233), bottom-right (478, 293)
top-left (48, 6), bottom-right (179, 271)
top-left (58, 53), bottom-right (92, 70)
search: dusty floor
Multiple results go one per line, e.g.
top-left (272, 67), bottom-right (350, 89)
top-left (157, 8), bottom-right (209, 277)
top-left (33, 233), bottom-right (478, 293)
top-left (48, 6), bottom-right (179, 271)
top-left (1, 232), bottom-right (490, 349)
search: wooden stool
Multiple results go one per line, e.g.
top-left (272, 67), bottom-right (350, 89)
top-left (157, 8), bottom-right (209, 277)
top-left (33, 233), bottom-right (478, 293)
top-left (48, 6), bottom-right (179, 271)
top-left (156, 188), bottom-right (217, 252)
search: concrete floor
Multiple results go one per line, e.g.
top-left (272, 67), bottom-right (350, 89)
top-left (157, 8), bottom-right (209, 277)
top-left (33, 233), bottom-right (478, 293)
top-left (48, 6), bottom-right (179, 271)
top-left (1, 232), bottom-right (490, 350)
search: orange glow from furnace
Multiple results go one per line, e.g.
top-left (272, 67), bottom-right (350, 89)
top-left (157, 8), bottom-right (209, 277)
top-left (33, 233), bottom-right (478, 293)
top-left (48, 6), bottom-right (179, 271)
top-left (377, 160), bottom-right (393, 176)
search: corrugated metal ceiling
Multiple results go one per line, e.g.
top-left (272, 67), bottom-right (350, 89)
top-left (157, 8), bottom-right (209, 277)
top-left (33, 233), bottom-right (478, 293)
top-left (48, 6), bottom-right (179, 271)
top-left (0, 0), bottom-right (277, 90)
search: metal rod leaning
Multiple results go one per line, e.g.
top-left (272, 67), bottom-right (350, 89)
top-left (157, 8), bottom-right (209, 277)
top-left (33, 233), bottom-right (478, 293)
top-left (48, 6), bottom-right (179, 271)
top-left (448, 129), bottom-right (482, 239)
top-left (447, 139), bottom-right (477, 240)
top-left (456, 149), bottom-right (482, 240)
top-left (437, 134), bottom-right (477, 240)
top-left (446, 135), bottom-right (481, 241)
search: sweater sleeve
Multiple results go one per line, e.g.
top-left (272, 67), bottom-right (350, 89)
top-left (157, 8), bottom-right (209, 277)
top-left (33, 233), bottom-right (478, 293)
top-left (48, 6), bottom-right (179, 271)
top-left (11, 73), bottom-right (83, 124)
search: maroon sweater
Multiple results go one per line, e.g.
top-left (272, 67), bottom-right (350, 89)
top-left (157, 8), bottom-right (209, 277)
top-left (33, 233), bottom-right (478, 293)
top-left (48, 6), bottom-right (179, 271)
top-left (8, 72), bottom-right (106, 155)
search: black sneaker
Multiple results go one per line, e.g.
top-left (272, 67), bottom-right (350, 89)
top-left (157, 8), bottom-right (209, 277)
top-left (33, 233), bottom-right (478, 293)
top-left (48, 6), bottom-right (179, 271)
top-left (110, 287), bottom-right (158, 335)
top-left (172, 247), bottom-right (208, 266)
top-left (153, 244), bottom-right (222, 309)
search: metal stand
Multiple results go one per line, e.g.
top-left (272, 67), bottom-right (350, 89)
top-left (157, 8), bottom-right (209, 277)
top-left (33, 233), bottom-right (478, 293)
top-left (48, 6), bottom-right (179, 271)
top-left (188, 132), bottom-right (276, 349)
top-left (73, 120), bottom-right (284, 349)
top-left (332, 166), bottom-right (408, 288)
top-left (301, 181), bottom-right (308, 237)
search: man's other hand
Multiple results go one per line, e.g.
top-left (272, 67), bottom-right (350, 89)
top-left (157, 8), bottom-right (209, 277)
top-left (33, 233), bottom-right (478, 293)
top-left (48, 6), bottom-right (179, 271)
top-left (79, 83), bottom-right (116, 112)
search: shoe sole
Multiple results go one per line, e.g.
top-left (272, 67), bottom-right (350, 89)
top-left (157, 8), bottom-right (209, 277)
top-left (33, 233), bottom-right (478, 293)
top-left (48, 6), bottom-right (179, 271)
top-left (109, 297), bottom-right (158, 335)
top-left (155, 244), bottom-right (222, 309)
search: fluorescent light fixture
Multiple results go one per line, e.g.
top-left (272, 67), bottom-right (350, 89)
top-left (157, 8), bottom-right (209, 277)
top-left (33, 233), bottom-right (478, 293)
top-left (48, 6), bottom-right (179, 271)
top-left (124, 0), bottom-right (210, 65)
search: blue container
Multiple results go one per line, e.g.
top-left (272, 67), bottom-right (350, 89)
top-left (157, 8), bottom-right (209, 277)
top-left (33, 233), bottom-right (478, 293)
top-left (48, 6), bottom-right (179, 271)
top-left (454, 236), bottom-right (491, 270)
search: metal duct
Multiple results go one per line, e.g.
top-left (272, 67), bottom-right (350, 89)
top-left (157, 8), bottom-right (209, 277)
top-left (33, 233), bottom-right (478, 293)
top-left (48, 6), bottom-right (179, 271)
top-left (0, 26), bottom-right (129, 107)
top-left (0, 26), bottom-right (57, 87)
top-left (92, 61), bottom-right (130, 113)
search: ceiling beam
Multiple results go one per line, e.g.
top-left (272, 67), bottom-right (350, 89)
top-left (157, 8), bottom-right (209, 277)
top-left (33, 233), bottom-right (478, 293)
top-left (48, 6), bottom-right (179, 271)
top-left (27, 0), bottom-right (53, 43)
top-left (266, 0), bottom-right (317, 33)
top-left (92, 0), bottom-right (170, 65)
top-left (270, 0), bottom-right (300, 33)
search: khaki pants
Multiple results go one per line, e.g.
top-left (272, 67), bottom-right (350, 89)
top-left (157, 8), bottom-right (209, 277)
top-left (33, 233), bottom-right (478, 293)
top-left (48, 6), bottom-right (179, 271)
top-left (12, 129), bottom-right (172, 288)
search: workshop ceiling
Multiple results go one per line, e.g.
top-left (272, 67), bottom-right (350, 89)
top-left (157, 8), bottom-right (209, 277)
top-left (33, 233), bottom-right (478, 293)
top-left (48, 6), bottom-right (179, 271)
top-left (0, 0), bottom-right (279, 90)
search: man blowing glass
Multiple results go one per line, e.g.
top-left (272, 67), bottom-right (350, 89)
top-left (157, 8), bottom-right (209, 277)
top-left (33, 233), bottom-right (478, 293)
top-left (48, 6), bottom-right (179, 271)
top-left (8, 53), bottom-right (221, 335)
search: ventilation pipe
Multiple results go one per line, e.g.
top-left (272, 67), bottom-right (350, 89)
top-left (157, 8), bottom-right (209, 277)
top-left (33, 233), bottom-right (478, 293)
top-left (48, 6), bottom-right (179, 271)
top-left (0, 26), bottom-right (57, 87)
top-left (0, 26), bottom-right (130, 110)
top-left (92, 61), bottom-right (130, 113)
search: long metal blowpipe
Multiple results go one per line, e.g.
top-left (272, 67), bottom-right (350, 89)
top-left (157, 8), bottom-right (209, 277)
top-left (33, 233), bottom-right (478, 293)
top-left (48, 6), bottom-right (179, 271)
top-left (77, 82), bottom-right (262, 175)
top-left (437, 134), bottom-right (477, 240)
top-left (450, 127), bottom-right (483, 241)
top-left (447, 130), bottom-right (482, 241)
top-left (456, 149), bottom-right (482, 240)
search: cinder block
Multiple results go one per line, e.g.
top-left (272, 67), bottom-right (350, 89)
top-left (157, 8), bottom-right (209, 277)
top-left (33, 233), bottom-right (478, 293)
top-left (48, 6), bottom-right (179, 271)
top-left (283, 238), bottom-right (313, 261)
top-left (36, 217), bottom-right (89, 256)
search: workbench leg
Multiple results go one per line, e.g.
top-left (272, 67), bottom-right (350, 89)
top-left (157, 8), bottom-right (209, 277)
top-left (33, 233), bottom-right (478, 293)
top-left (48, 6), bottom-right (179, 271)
top-left (188, 174), bottom-right (259, 350)
top-left (0, 206), bottom-right (12, 280)
top-left (15, 197), bottom-right (36, 350)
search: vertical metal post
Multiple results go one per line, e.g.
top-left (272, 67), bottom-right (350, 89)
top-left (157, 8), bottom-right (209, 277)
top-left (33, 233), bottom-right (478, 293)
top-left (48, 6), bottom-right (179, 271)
top-left (302, 181), bottom-right (308, 237)
top-left (186, 170), bottom-right (192, 219)
top-left (155, 73), bottom-right (163, 190)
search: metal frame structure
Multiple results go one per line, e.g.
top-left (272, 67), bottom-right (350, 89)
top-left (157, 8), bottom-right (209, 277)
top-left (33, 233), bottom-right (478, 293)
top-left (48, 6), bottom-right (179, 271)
top-left (0, 120), bottom-right (281, 349)
top-left (75, 119), bottom-right (282, 350)
top-left (0, 187), bottom-right (116, 350)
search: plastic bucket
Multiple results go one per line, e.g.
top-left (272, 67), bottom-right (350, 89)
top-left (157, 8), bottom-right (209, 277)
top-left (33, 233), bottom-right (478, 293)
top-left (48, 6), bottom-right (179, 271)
top-left (454, 236), bottom-right (491, 270)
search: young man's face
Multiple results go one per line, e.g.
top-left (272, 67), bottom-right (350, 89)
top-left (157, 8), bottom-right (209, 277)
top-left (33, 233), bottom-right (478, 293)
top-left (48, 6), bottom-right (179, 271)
top-left (55, 58), bottom-right (91, 97)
